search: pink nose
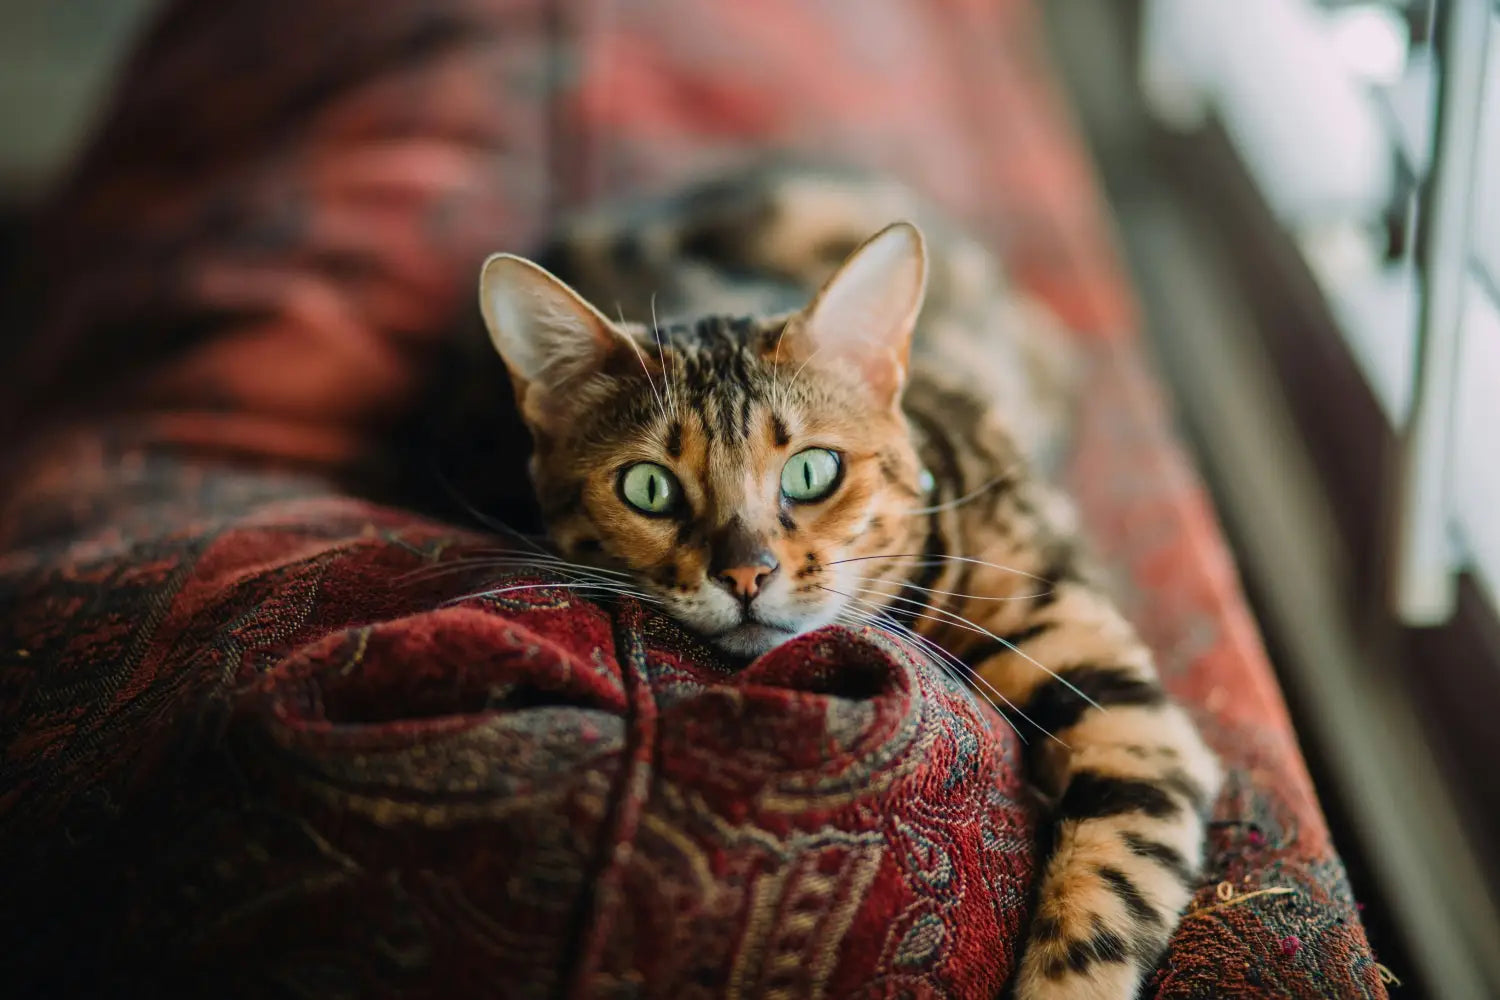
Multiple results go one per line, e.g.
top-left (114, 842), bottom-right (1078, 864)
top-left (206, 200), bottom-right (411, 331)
top-left (717, 563), bottom-right (776, 600)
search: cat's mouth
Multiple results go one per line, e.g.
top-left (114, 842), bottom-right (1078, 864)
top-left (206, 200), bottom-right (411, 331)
top-left (707, 618), bottom-right (800, 659)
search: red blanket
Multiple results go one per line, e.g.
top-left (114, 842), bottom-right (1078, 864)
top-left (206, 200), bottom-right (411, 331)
top-left (0, 0), bottom-right (1386, 996)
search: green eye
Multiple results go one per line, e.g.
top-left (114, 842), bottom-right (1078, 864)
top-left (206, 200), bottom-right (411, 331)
top-left (781, 448), bottom-right (841, 502)
top-left (619, 462), bottom-right (679, 515)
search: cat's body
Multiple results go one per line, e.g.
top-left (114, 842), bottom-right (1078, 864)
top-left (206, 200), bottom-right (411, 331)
top-left (476, 165), bottom-right (1220, 1000)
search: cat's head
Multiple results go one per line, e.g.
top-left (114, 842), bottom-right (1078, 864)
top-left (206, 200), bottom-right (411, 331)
top-left (478, 223), bottom-right (929, 659)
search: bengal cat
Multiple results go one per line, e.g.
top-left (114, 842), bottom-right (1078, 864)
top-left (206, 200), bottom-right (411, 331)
top-left (474, 166), bottom-right (1221, 1000)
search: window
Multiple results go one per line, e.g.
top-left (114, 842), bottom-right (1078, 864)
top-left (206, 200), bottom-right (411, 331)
top-left (1142, 0), bottom-right (1500, 624)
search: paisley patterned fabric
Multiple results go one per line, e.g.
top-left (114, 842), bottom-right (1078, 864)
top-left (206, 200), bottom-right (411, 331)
top-left (0, 0), bottom-right (1386, 996)
top-left (2, 451), bottom-right (1036, 997)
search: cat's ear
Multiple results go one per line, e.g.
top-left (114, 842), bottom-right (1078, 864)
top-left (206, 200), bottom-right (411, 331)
top-left (479, 253), bottom-right (631, 424)
top-left (789, 221), bottom-right (927, 407)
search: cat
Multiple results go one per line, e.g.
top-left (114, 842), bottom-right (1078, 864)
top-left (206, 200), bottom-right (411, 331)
top-left (474, 165), bottom-right (1221, 1000)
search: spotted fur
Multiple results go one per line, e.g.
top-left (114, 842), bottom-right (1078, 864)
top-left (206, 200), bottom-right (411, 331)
top-left (477, 164), bottom-right (1220, 999)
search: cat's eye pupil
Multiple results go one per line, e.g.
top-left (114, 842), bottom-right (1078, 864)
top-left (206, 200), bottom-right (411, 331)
top-left (620, 462), bottom-right (678, 516)
top-left (781, 448), bottom-right (840, 503)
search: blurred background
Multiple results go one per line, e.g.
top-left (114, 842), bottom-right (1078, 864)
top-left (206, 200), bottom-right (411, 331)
top-left (1, 0), bottom-right (1497, 996)
top-left (0, 0), bottom-right (157, 278)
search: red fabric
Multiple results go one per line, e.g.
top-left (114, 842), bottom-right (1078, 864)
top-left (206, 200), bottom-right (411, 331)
top-left (0, 0), bottom-right (1386, 996)
top-left (4, 465), bottom-right (1033, 996)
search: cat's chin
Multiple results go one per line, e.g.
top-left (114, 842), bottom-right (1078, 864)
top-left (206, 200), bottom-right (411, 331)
top-left (709, 622), bottom-right (799, 660)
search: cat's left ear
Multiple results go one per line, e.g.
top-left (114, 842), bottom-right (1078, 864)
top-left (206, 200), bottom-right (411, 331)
top-left (787, 221), bottom-right (927, 408)
top-left (479, 253), bottom-right (635, 428)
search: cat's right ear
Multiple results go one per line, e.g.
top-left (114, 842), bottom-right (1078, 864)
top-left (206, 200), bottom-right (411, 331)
top-left (783, 221), bottom-right (927, 410)
top-left (479, 254), bottom-right (628, 425)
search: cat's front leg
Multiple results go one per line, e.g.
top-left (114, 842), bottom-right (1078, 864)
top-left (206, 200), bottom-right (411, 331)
top-left (951, 577), bottom-right (1220, 1000)
top-left (1009, 701), bottom-right (1216, 1000)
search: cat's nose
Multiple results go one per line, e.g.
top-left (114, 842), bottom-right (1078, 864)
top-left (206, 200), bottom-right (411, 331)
top-left (716, 561), bottom-right (778, 601)
top-left (709, 519), bottom-right (779, 602)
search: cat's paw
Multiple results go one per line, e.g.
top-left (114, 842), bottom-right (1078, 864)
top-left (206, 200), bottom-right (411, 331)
top-left (1010, 907), bottom-right (1157, 1000)
top-left (1012, 946), bottom-right (1146, 1000)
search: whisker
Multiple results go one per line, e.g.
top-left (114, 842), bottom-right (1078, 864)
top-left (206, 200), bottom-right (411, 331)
top-left (649, 292), bottom-right (681, 423)
top-left (398, 561), bottom-right (536, 584)
top-left (442, 580), bottom-right (665, 608)
top-left (828, 581), bottom-right (1098, 722)
top-left (396, 557), bottom-right (635, 586)
top-left (408, 551), bottom-right (635, 580)
top-left (826, 552), bottom-right (1052, 585)
top-left (459, 547), bottom-right (622, 563)
top-left (784, 343), bottom-right (827, 397)
top-left (845, 576), bottom-right (1051, 603)
top-left (828, 593), bottom-right (1062, 743)
top-left (834, 599), bottom-right (1044, 740)
top-left (832, 604), bottom-right (1031, 742)
top-left (831, 584), bottom-right (1102, 716)
top-left (395, 546), bottom-right (636, 582)
top-left (834, 605), bottom-right (978, 698)
top-left (903, 469), bottom-right (1016, 516)
top-left (768, 317), bottom-right (795, 412)
top-left (834, 605), bottom-right (989, 705)
top-left (619, 304), bottom-right (670, 427)
top-left (428, 464), bottom-right (555, 558)
top-left (500, 562), bottom-right (634, 581)
top-left (833, 607), bottom-right (986, 712)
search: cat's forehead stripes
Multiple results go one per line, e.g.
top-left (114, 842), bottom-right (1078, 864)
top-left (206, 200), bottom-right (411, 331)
top-left (657, 314), bottom-right (783, 448)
